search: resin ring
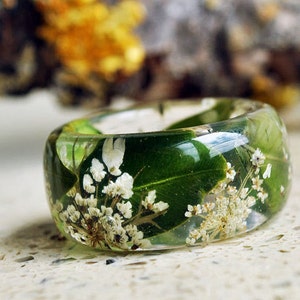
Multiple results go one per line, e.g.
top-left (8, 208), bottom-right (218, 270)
top-left (44, 98), bottom-right (291, 251)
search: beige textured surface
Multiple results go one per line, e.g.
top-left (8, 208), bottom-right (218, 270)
top-left (0, 92), bottom-right (300, 300)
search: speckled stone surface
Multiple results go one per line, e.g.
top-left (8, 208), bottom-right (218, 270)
top-left (1, 92), bottom-right (300, 300)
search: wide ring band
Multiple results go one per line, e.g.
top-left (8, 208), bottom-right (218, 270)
top-left (44, 98), bottom-right (291, 251)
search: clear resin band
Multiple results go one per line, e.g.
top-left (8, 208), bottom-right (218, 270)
top-left (44, 98), bottom-right (291, 251)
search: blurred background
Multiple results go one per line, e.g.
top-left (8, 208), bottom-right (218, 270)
top-left (0, 0), bottom-right (300, 110)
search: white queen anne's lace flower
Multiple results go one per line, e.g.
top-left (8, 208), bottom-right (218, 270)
top-left (102, 138), bottom-right (125, 176)
top-left (185, 204), bottom-right (202, 217)
top-left (116, 201), bottom-right (133, 219)
top-left (252, 176), bottom-right (263, 191)
top-left (66, 205), bottom-right (80, 222)
top-left (226, 162), bottom-right (236, 181)
top-left (142, 190), bottom-right (156, 210)
top-left (250, 148), bottom-right (265, 167)
top-left (141, 190), bottom-right (169, 213)
top-left (102, 172), bottom-right (134, 199)
top-left (125, 224), bottom-right (144, 240)
top-left (257, 190), bottom-right (268, 203)
top-left (185, 149), bottom-right (271, 246)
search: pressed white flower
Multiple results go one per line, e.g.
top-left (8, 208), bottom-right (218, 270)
top-left (145, 190), bottom-right (156, 203)
top-left (67, 204), bottom-right (76, 215)
top-left (75, 193), bottom-right (87, 206)
top-left (185, 204), bottom-right (202, 218)
top-left (142, 190), bottom-right (156, 210)
top-left (216, 195), bottom-right (229, 210)
top-left (186, 229), bottom-right (202, 245)
top-left (66, 186), bottom-right (77, 197)
top-left (59, 211), bottom-right (69, 222)
top-left (102, 138), bottom-right (125, 176)
top-left (83, 174), bottom-right (95, 193)
top-left (246, 196), bottom-right (256, 207)
top-left (66, 225), bottom-right (89, 244)
top-left (202, 202), bottom-right (215, 213)
top-left (252, 176), bottom-right (263, 191)
top-left (250, 148), bottom-right (265, 167)
top-left (87, 195), bottom-right (98, 208)
top-left (263, 163), bottom-right (272, 179)
top-left (88, 207), bottom-right (101, 218)
top-left (108, 226), bottom-right (129, 248)
top-left (226, 185), bottom-right (237, 195)
top-left (116, 201), bottom-right (133, 219)
top-left (226, 162), bottom-right (236, 181)
top-left (153, 201), bottom-right (169, 213)
top-left (240, 188), bottom-right (249, 199)
top-left (141, 190), bottom-right (168, 213)
top-left (90, 158), bottom-right (106, 182)
top-left (54, 201), bottom-right (63, 212)
top-left (125, 224), bottom-right (144, 240)
top-left (186, 237), bottom-right (196, 245)
top-left (102, 172), bottom-right (134, 199)
top-left (67, 205), bottom-right (80, 222)
top-left (100, 205), bottom-right (113, 216)
top-left (257, 191), bottom-right (268, 203)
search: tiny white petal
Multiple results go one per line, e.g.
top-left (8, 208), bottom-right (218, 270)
top-left (153, 201), bottom-right (169, 213)
top-left (102, 138), bottom-right (125, 176)
top-left (87, 195), bottom-right (97, 207)
top-left (146, 190), bottom-right (156, 203)
top-left (226, 162), bottom-right (236, 181)
top-left (90, 158), bottom-right (106, 182)
top-left (75, 193), bottom-right (88, 206)
top-left (83, 174), bottom-right (95, 193)
top-left (88, 207), bottom-right (101, 218)
top-left (263, 163), bottom-right (272, 179)
top-left (257, 191), bottom-right (268, 203)
top-left (185, 211), bottom-right (192, 218)
top-left (116, 201), bottom-right (133, 219)
top-left (251, 176), bottom-right (263, 191)
top-left (101, 205), bottom-right (113, 216)
top-left (142, 190), bottom-right (157, 209)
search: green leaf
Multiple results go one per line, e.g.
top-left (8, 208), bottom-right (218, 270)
top-left (120, 130), bottom-right (227, 237)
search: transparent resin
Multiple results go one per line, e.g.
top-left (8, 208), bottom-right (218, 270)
top-left (44, 98), bottom-right (291, 251)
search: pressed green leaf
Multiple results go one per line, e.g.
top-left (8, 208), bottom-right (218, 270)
top-left (79, 130), bottom-right (227, 238)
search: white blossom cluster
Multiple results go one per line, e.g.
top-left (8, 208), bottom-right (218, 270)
top-left (185, 148), bottom-right (272, 246)
top-left (56, 138), bottom-right (169, 250)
